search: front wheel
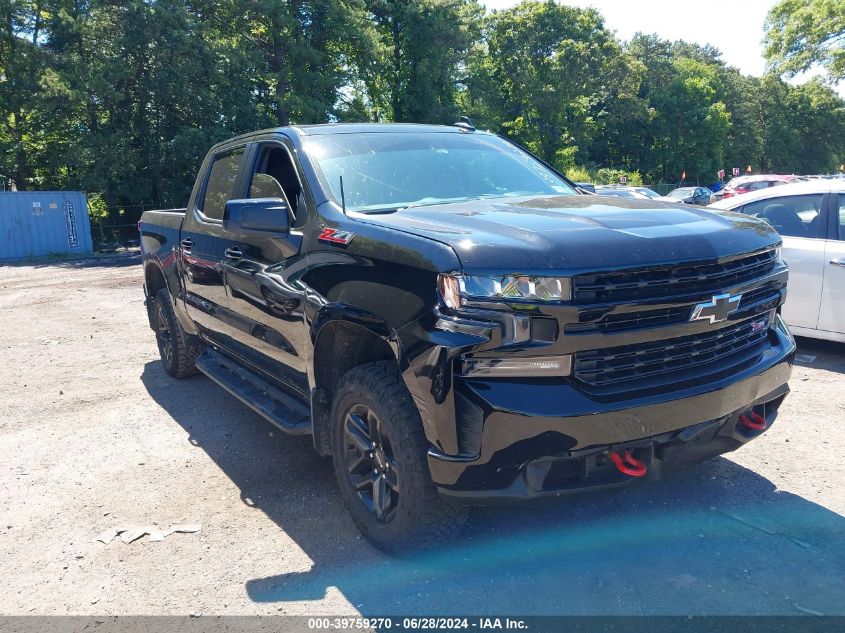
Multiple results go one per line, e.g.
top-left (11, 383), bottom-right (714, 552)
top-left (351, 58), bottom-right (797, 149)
top-left (330, 361), bottom-right (468, 554)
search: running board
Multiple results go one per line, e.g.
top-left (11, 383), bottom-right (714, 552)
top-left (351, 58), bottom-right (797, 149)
top-left (195, 348), bottom-right (312, 435)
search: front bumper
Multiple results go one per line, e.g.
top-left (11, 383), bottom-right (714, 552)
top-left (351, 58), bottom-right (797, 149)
top-left (428, 316), bottom-right (795, 501)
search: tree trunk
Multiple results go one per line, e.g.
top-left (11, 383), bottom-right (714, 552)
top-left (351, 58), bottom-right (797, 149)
top-left (391, 17), bottom-right (402, 121)
top-left (12, 111), bottom-right (30, 189)
top-left (272, 29), bottom-right (289, 126)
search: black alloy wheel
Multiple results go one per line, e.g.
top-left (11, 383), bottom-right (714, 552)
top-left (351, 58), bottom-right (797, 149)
top-left (330, 361), bottom-right (468, 553)
top-left (155, 299), bottom-right (174, 364)
top-left (152, 287), bottom-right (201, 378)
top-left (342, 403), bottom-right (400, 522)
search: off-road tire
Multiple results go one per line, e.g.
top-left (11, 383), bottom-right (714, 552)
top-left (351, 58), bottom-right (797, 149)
top-left (330, 361), bottom-right (468, 554)
top-left (152, 288), bottom-right (202, 378)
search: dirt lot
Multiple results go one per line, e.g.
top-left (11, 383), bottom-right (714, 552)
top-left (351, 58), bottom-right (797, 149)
top-left (1, 254), bottom-right (844, 616)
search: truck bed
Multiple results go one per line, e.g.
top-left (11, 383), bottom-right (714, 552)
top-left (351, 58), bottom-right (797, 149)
top-left (141, 208), bottom-right (186, 230)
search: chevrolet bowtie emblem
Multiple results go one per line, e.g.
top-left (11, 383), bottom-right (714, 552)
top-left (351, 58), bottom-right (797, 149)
top-left (690, 293), bottom-right (742, 324)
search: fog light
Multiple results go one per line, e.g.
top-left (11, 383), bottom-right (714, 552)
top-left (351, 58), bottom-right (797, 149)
top-left (460, 355), bottom-right (572, 378)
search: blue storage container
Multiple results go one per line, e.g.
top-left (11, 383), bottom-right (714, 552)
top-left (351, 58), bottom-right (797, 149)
top-left (0, 191), bottom-right (93, 259)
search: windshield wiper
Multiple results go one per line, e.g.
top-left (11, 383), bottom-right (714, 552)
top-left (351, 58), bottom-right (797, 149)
top-left (398, 197), bottom-right (473, 210)
top-left (357, 192), bottom-right (546, 214)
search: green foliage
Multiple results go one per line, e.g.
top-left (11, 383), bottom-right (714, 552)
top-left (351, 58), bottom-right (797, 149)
top-left (764, 0), bottom-right (845, 81)
top-left (594, 168), bottom-right (643, 186)
top-left (87, 193), bottom-right (108, 222)
top-left (464, 1), bottom-right (621, 169)
top-left (564, 166), bottom-right (592, 183)
top-left (564, 166), bottom-right (643, 186)
top-left (0, 0), bottom-right (843, 223)
top-left (620, 36), bottom-right (732, 182)
top-left (367, 0), bottom-right (483, 122)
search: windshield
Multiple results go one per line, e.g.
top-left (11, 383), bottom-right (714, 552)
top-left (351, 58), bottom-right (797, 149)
top-left (667, 188), bottom-right (696, 199)
top-left (303, 132), bottom-right (576, 212)
top-left (634, 187), bottom-right (661, 199)
top-left (597, 189), bottom-right (640, 198)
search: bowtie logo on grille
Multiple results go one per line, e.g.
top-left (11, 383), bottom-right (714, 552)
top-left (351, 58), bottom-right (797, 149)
top-left (690, 293), bottom-right (742, 324)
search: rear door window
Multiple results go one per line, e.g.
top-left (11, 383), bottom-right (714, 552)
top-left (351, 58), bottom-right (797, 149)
top-left (740, 194), bottom-right (824, 238)
top-left (200, 147), bottom-right (245, 221)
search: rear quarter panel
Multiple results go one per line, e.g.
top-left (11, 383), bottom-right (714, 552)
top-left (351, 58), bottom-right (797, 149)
top-left (140, 209), bottom-right (186, 297)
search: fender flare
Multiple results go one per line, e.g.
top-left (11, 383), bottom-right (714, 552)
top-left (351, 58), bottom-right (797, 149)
top-left (143, 258), bottom-right (174, 298)
top-left (308, 303), bottom-right (409, 456)
top-left (142, 255), bottom-right (197, 336)
top-left (310, 303), bottom-right (396, 345)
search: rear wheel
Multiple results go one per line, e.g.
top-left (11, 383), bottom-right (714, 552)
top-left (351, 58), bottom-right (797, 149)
top-left (152, 288), bottom-right (201, 378)
top-left (330, 361), bottom-right (468, 554)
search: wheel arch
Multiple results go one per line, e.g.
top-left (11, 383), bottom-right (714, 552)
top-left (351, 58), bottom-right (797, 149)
top-left (310, 310), bottom-right (405, 456)
top-left (143, 261), bottom-right (170, 331)
top-left (144, 260), bottom-right (169, 298)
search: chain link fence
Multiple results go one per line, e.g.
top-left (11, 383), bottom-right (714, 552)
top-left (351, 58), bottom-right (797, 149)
top-left (91, 203), bottom-right (156, 251)
top-left (92, 221), bottom-right (141, 252)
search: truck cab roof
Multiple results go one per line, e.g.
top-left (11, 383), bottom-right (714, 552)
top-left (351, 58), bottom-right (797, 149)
top-left (209, 122), bottom-right (486, 151)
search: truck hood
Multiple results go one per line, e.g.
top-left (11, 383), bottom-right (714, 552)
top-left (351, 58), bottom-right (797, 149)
top-left (358, 195), bottom-right (779, 273)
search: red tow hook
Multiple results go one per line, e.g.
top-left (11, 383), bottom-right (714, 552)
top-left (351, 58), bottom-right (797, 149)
top-left (739, 411), bottom-right (767, 431)
top-left (609, 450), bottom-right (648, 477)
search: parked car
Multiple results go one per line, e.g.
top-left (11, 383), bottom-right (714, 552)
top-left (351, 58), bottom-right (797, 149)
top-left (709, 182), bottom-right (726, 203)
top-left (722, 175), bottom-right (792, 199)
top-left (140, 123), bottom-right (794, 553)
top-left (594, 186), bottom-right (649, 199)
top-left (629, 186), bottom-right (663, 199)
top-left (662, 186), bottom-right (713, 205)
top-left (710, 180), bottom-right (845, 342)
top-left (595, 185), bottom-right (661, 199)
top-left (575, 181), bottom-right (596, 193)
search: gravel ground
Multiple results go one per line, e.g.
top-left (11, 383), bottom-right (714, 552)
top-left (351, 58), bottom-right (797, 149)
top-left (1, 254), bottom-right (843, 616)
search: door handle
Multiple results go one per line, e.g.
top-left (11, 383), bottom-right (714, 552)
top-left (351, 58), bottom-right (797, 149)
top-left (831, 258), bottom-right (845, 267)
top-left (180, 238), bottom-right (193, 250)
top-left (225, 247), bottom-right (243, 260)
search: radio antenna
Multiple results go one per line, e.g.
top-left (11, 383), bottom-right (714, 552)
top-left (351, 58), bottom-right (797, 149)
top-left (339, 175), bottom-right (347, 215)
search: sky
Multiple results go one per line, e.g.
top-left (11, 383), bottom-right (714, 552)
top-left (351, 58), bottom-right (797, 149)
top-left (480, 0), bottom-right (843, 93)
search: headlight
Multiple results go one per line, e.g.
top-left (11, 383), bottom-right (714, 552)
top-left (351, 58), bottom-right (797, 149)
top-left (438, 273), bottom-right (572, 308)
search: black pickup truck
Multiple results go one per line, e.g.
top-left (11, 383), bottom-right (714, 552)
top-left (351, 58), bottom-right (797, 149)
top-left (140, 123), bottom-right (795, 553)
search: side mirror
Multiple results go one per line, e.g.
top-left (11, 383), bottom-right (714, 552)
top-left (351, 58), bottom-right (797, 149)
top-left (224, 198), bottom-right (290, 236)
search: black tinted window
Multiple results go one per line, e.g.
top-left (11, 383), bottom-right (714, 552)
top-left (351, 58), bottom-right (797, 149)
top-left (741, 194), bottom-right (823, 238)
top-left (201, 147), bottom-right (244, 220)
top-left (249, 144), bottom-right (309, 227)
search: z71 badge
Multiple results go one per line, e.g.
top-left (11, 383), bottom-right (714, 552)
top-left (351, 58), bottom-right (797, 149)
top-left (319, 227), bottom-right (354, 245)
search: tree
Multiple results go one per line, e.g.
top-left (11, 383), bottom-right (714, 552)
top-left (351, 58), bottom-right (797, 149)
top-left (719, 70), bottom-right (763, 175)
top-left (757, 75), bottom-right (802, 172)
top-left (365, 0), bottom-right (482, 123)
top-left (0, 0), bottom-right (52, 189)
top-left (465, 0), bottom-right (622, 169)
top-left (2, 0), bottom-right (845, 215)
top-left (227, 0), bottom-right (374, 127)
top-left (785, 79), bottom-right (845, 172)
top-left (624, 34), bottom-right (730, 183)
top-left (764, 0), bottom-right (845, 81)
